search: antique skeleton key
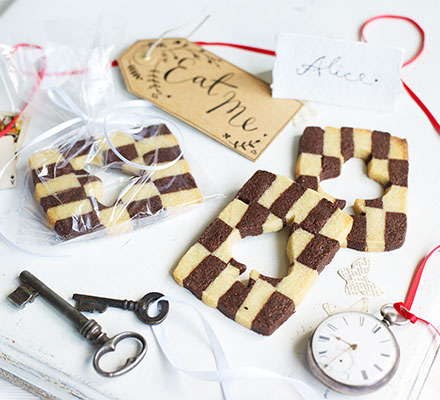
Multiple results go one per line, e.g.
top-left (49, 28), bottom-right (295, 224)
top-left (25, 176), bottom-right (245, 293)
top-left (8, 271), bottom-right (147, 377)
top-left (73, 292), bottom-right (169, 325)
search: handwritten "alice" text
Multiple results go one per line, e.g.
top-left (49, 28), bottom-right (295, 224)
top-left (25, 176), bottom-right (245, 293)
top-left (296, 56), bottom-right (378, 85)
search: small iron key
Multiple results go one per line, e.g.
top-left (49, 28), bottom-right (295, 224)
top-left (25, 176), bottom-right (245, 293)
top-left (8, 271), bottom-right (147, 378)
top-left (73, 292), bottom-right (169, 325)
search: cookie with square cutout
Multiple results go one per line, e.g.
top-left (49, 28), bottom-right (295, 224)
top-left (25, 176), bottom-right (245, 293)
top-left (295, 127), bottom-right (408, 252)
top-left (174, 170), bottom-right (353, 335)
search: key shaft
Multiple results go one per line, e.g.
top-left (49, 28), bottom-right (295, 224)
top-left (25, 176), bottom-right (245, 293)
top-left (19, 271), bottom-right (108, 344)
top-left (73, 294), bottom-right (140, 313)
top-left (73, 292), bottom-right (169, 325)
top-left (20, 271), bottom-right (88, 329)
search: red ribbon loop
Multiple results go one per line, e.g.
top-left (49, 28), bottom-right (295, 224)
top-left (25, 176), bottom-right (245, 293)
top-left (360, 15), bottom-right (440, 135)
top-left (393, 302), bottom-right (418, 324)
top-left (393, 246), bottom-right (440, 336)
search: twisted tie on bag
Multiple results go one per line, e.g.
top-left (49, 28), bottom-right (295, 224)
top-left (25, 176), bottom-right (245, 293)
top-left (0, 88), bottom-right (184, 256)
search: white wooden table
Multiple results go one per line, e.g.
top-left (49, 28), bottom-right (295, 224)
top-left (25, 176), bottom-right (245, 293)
top-left (1, 0), bottom-right (440, 399)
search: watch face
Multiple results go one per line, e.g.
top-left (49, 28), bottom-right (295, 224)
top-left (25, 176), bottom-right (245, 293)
top-left (309, 311), bottom-right (399, 393)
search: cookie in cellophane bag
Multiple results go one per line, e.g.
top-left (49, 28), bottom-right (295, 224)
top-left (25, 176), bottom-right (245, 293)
top-left (27, 121), bottom-right (211, 241)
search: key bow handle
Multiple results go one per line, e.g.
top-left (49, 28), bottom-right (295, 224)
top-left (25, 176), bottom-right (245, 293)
top-left (93, 331), bottom-right (147, 377)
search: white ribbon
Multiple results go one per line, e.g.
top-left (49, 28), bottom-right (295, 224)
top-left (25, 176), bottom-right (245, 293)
top-left (150, 296), bottom-right (322, 400)
top-left (0, 88), bottom-right (185, 257)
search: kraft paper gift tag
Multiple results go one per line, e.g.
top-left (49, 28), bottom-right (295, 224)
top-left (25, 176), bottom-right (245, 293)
top-left (0, 112), bottom-right (29, 189)
top-left (118, 38), bottom-right (301, 161)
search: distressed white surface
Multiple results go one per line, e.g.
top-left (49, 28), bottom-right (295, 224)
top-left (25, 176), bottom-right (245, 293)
top-left (0, 0), bottom-right (440, 399)
top-left (272, 33), bottom-right (403, 110)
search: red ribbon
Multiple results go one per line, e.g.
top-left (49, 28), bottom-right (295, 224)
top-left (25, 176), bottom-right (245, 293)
top-left (393, 246), bottom-right (440, 336)
top-left (360, 15), bottom-right (440, 135)
top-left (194, 41), bottom-right (276, 56)
top-left (196, 16), bottom-right (440, 136)
top-left (0, 44), bottom-right (47, 140)
top-left (2, 16), bottom-right (439, 140)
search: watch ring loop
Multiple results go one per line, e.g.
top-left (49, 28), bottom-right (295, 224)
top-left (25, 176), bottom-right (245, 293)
top-left (380, 303), bottom-right (410, 326)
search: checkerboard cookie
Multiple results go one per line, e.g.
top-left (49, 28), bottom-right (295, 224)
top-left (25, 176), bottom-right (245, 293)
top-left (29, 124), bottom-right (202, 239)
top-left (295, 127), bottom-right (408, 252)
top-left (174, 170), bottom-right (353, 335)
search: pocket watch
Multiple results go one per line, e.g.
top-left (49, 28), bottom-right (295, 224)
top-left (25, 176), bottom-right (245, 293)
top-left (307, 305), bottom-right (407, 395)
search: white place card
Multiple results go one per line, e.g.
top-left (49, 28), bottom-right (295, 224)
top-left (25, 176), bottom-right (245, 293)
top-left (272, 33), bottom-right (403, 110)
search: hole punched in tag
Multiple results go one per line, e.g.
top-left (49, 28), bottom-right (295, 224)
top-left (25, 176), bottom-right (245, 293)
top-left (7, 270), bottom-right (148, 378)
